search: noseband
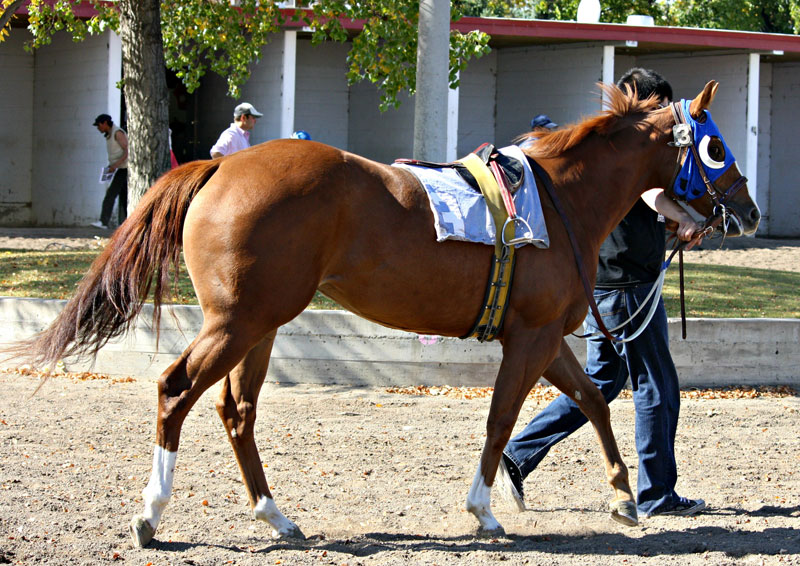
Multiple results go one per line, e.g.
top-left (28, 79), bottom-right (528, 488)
top-left (668, 101), bottom-right (748, 238)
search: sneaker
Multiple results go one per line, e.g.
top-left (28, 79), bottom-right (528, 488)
top-left (90, 221), bottom-right (108, 229)
top-left (649, 497), bottom-right (706, 517)
top-left (496, 453), bottom-right (526, 512)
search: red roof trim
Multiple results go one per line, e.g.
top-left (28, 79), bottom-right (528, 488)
top-left (15, 4), bottom-right (800, 54)
top-left (453, 17), bottom-right (800, 53)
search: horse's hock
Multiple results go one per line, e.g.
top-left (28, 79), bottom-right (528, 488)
top-left (1, 298), bottom-right (797, 388)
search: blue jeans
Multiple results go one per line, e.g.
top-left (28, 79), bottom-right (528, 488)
top-left (503, 283), bottom-right (681, 516)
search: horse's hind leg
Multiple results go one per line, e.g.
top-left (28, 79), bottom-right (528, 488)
top-left (542, 338), bottom-right (638, 526)
top-left (129, 317), bottom-right (270, 547)
top-left (215, 330), bottom-right (304, 539)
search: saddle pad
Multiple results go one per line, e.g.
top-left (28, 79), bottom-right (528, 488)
top-left (393, 145), bottom-right (550, 249)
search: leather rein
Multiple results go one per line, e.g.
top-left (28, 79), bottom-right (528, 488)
top-left (529, 102), bottom-right (748, 343)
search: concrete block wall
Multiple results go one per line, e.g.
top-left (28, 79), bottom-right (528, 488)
top-left (637, 54), bottom-right (749, 164)
top-left (1, 298), bottom-right (797, 388)
top-left (768, 62), bottom-right (800, 237)
top-left (0, 33), bottom-right (33, 225)
top-left (30, 32), bottom-right (112, 226)
top-left (495, 44), bottom-right (606, 146)
top-left (347, 82), bottom-right (415, 164)
top-left (240, 40), bottom-right (285, 146)
top-left (457, 50), bottom-right (497, 155)
top-left (295, 39), bottom-right (350, 149)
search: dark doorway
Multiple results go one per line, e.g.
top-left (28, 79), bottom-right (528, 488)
top-left (167, 70), bottom-right (200, 164)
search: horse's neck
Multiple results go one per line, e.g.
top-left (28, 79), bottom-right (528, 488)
top-left (557, 138), bottom-right (670, 252)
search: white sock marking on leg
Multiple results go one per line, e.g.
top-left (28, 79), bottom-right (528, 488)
top-left (254, 496), bottom-right (297, 537)
top-left (141, 446), bottom-right (177, 530)
top-left (466, 468), bottom-right (502, 531)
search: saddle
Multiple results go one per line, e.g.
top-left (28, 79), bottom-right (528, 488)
top-left (394, 143), bottom-right (524, 194)
top-left (396, 143), bottom-right (526, 343)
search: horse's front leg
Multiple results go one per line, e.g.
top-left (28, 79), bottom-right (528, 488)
top-left (542, 338), bottom-right (638, 526)
top-left (466, 327), bottom-right (561, 534)
top-left (215, 331), bottom-right (305, 540)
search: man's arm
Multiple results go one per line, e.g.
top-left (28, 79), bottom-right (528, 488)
top-left (641, 188), bottom-right (704, 249)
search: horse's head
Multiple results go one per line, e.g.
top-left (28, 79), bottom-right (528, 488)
top-left (664, 81), bottom-right (761, 237)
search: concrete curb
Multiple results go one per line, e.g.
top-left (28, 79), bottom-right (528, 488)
top-left (1, 297), bottom-right (798, 388)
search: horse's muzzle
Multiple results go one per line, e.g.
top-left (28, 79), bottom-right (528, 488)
top-left (728, 202), bottom-right (761, 236)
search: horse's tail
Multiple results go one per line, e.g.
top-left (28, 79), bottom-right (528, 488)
top-left (11, 159), bottom-right (220, 370)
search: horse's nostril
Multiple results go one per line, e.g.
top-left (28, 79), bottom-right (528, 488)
top-left (750, 208), bottom-right (761, 222)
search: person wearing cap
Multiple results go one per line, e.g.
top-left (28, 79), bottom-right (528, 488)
top-left (91, 114), bottom-right (128, 229)
top-left (519, 114), bottom-right (558, 149)
top-left (210, 102), bottom-right (263, 158)
top-left (530, 114), bottom-right (558, 130)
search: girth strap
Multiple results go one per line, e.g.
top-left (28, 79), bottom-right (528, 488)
top-left (458, 152), bottom-right (517, 342)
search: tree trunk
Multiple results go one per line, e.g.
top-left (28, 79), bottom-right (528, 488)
top-left (118, 0), bottom-right (169, 211)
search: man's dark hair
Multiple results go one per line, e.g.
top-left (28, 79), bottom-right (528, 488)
top-left (93, 113), bottom-right (113, 127)
top-left (616, 67), bottom-right (673, 102)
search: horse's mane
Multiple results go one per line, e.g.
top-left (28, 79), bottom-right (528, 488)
top-left (521, 83), bottom-right (662, 159)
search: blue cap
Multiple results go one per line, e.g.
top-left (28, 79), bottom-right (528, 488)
top-left (291, 130), bottom-right (311, 140)
top-left (530, 114), bottom-right (557, 130)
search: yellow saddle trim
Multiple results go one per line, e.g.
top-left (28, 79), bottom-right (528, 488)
top-left (457, 153), bottom-right (516, 342)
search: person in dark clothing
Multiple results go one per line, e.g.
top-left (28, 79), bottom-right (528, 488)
top-left (500, 68), bottom-right (707, 518)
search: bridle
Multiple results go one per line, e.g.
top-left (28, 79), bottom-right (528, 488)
top-left (535, 99), bottom-right (750, 345)
top-left (667, 101), bottom-right (748, 241)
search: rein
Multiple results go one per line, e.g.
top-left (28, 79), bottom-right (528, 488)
top-left (528, 100), bottom-right (749, 344)
top-left (526, 157), bottom-right (620, 343)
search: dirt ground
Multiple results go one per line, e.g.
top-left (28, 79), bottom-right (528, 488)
top-left (0, 229), bottom-right (799, 565)
top-left (0, 373), bottom-right (798, 566)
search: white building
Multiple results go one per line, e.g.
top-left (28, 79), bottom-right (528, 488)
top-left (2, 10), bottom-right (800, 235)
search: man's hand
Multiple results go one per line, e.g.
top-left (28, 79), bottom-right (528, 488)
top-left (675, 218), bottom-right (704, 250)
top-left (641, 188), bottom-right (704, 250)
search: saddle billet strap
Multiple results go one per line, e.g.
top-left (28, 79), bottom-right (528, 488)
top-left (526, 156), bottom-right (620, 344)
top-left (457, 152), bottom-right (517, 342)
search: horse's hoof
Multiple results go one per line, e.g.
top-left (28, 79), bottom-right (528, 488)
top-left (476, 525), bottom-right (506, 539)
top-left (130, 515), bottom-right (156, 548)
top-left (609, 499), bottom-right (639, 527)
top-left (272, 523), bottom-right (306, 540)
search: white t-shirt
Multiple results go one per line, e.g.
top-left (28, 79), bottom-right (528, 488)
top-left (210, 123), bottom-right (250, 157)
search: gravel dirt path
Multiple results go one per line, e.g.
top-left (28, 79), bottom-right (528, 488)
top-left (1, 372), bottom-right (798, 566)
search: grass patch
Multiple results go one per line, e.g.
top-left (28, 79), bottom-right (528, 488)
top-left (0, 249), bottom-right (338, 308)
top-left (0, 249), bottom-right (798, 318)
top-left (663, 263), bottom-right (800, 318)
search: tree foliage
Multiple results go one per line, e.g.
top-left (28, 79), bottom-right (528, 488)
top-left (16, 1), bottom-right (490, 111)
top-left (309, 1), bottom-right (490, 110)
top-left (453, 0), bottom-right (800, 34)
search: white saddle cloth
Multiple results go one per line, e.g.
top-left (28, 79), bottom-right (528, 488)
top-left (393, 145), bottom-right (550, 249)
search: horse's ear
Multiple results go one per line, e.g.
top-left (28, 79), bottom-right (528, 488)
top-left (689, 81), bottom-right (719, 118)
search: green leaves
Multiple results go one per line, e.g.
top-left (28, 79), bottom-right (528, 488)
top-left (161, 0), bottom-right (284, 98)
top-left (308, 1), bottom-right (490, 111)
top-left (21, 1), bottom-right (490, 110)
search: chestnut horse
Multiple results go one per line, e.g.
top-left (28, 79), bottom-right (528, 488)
top-left (16, 82), bottom-right (759, 546)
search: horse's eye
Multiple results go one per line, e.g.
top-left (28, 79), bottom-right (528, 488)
top-left (698, 135), bottom-right (726, 169)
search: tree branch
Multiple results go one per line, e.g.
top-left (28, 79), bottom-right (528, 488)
top-left (0, 0), bottom-right (26, 36)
